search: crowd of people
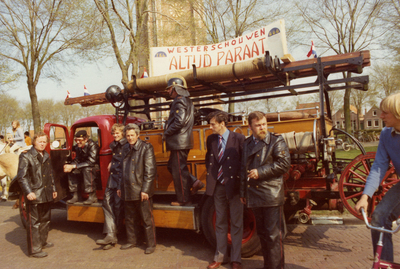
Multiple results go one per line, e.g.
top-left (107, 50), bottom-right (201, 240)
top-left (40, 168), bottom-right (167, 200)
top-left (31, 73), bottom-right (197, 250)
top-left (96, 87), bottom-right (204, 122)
top-left (13, 75), bottom-right (400, 269)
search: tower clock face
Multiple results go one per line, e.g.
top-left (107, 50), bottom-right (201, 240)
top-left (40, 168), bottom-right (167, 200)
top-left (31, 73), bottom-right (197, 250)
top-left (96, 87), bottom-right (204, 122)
top-left (169, 2), bottom-right (184, 18)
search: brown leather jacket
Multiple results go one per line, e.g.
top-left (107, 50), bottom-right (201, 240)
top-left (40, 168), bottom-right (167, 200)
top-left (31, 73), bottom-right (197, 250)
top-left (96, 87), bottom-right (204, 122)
top-left (164, 95), bottom-right (194, 151)
top-left (240, 132), bottom-right (291, 208)
top-left (121, 139), bottom-right (156, 201)
top-left (17, 147), bottom-right (55, 204)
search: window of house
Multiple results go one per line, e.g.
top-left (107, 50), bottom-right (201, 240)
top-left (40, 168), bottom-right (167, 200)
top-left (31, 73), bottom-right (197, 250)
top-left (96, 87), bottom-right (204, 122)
top-left (336, 121), bottom-right (340, 127)
top-left (374, 120), bottom-right (379, 127)
top-left (367, 120), bottom-right (372, 127)
top-left (373, 110), bottom-right (377, 116)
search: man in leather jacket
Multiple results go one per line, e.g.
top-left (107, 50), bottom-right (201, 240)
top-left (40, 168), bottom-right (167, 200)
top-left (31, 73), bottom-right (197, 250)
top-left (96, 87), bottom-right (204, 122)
top-left (96, 124), bottom-right (128, 250)
top-left (17, 131), bottom-right (57, 258)
top-left (240, 111), bottom-right (291, 269)
top-left (64, 130), bottom-right (99, 205)
top-left (120, 123), bottom-right (157, 254)
top-left (164, 76), bottom-right (204, 206)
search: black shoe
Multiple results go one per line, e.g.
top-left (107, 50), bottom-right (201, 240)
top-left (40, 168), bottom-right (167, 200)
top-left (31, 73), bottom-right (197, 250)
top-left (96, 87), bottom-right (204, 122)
top-left (96, 234), bottom-right (117, 245)
top-left (30, 251), bottom-right (48, 258)
top-left (120, 243), bottom-right (135, 250)
top-left (103, 244), bottom-right (114, 250)
top-left (83, 192), bottom-right (98, 205)
top-left (66, 192), bottom-right (78, 204)
top-left (145, 246), bottom-right (155, 254)
top-left (42, 242), bottom-right (54, 249)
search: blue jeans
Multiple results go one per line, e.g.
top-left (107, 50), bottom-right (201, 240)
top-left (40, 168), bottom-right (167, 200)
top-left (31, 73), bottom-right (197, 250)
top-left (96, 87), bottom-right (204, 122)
top-left (370, 181), bottom-right (400, 262)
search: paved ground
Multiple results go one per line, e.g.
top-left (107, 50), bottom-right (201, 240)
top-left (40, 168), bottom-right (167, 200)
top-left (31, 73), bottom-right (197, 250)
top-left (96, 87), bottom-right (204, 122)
top-left (1, 200), bottom-right (400, 269)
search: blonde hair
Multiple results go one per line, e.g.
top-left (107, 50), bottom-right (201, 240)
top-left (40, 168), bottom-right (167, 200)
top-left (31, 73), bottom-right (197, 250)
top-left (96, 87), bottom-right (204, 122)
top-left (380, 92), bottom-right (400, 119)
top-left (33, 131), bottom-right (49, 144)
top-left (111, 123), bottom-right (125, 134)
top-left (12, 120), bottom-right (21, 132)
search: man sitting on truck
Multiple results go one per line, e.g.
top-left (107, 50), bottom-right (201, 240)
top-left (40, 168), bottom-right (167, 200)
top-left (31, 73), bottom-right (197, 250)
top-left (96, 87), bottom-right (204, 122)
top-left (64, 130), bottom-right (99, 205)
top-left (163, 76), bottom-right (204, 206)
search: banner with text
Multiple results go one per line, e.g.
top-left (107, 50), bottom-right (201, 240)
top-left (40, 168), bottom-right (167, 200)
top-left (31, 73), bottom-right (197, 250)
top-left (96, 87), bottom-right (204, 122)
top-left (149, 19), bottom-right (288, 77)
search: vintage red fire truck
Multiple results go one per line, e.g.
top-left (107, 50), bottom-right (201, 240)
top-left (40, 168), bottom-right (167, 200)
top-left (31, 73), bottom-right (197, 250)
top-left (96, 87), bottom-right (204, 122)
top-left (11, 50), bottom-right (396, 257)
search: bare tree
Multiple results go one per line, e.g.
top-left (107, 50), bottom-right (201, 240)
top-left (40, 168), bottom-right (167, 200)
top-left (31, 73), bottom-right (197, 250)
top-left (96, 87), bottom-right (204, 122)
top-left (296, 0), bottom-right (386, 133)
top-left (0, 0), bottom-right (104, 132)
top-left (93, 0), bottom-right (149, 87)
top-left (0, 93), bottom-right (24, 135)
top-left (369, 63), bottom-right (400, 99)
top-left (192, 0), bottom-right (288, 113)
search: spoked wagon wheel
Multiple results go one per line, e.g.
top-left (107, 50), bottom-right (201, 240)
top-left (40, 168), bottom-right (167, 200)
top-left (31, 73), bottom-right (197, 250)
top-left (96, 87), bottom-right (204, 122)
top-left (19, 193), bottom-right (28, 229)
top-left (339, 152), bottom-right (400, 220)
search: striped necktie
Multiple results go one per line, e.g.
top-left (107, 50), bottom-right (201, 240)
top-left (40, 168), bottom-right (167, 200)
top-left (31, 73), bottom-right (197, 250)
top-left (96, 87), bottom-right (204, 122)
top-left (217, 135), bottom-right (225, 184)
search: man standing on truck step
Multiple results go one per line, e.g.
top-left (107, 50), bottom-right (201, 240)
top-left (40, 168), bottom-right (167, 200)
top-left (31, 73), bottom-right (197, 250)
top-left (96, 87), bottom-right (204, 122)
top-left (163, 76), bottom-right (204, 206)
top-left (240, 111), bottom-right (291, 269)
top-left (205, 111), bottom-right (245, 269)
top-left (64, 130), bottom-right (99, 205)
top-left (120, 123), bottom-right (156, 254)
top-left (96, 123), bottom-right (128, 250)
top-left (17, 131), bottom-right (57, 258)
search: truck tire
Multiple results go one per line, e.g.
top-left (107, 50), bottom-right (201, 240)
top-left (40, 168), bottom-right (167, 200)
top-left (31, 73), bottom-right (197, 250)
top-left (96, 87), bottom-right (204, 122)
top-left (19, 193), bottom-right (27, 229)
top-left (200, 196), bottom-right (261, 258)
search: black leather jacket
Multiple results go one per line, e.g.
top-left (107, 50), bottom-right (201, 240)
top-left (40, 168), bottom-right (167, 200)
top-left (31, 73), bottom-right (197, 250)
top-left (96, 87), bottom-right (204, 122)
top-left (72, 139), bottom-right (99, 169)
top-left (164, 95), bottom-right (194, 151)
top-left (121, 139), bottom-right (156, 201)
top-left (240, 133), bottom-right (291, 208)
top-left (107, 138), bottom-right (128, 189)
top-left (17, 147), bottom-right (55, 204)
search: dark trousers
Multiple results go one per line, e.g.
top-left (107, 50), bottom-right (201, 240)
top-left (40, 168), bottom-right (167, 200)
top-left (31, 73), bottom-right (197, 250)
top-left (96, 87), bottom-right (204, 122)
top-left (252, 205), bottom-right (285, 269)
top-left (102, 187), bottom-right (124, 234)
top-left (167, 150), bottom-right (197, 203)
top-left (68, 167), bottom-right (96, 193)
top-left (213, 183), bottom-right (243, 263)
top-left (26, 202), bottom-right (51, 255)
top-left (370, 181), bottom-right (400, 262)
top-left (124, 199), bottom-right (156, 248)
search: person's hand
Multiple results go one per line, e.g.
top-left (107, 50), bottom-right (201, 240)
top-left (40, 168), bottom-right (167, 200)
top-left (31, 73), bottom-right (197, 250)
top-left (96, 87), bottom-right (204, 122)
top-left (354, 194), bottom-right (369, 215)
top-left (53, 192), bottom-right (57, 199)
top-left (64, 164), bottom-right (75, 173)
top-left (240, 197), bottom-right (246, 205)
top-left (248, 169), bottom-right (259, 180)
top-left (141, 192), bottom-right (149, 201)
top-left (27, 192), bottom-right (36, 201)
top-left (107, 162), bottom-right (111, 172)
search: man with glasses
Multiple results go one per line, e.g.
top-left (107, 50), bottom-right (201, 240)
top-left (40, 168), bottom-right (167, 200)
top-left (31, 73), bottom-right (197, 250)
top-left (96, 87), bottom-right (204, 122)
top-left (64, 130), bottom-right (99, 205)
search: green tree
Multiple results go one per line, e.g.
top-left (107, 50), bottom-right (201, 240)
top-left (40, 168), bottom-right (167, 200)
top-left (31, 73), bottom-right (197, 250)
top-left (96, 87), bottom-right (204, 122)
top-left (0, 0), bottom-right (104, 132)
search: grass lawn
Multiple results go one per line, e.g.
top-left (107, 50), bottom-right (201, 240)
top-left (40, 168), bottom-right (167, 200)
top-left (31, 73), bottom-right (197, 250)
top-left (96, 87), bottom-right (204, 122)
top-left (335, 146), bottom-right (378, 160)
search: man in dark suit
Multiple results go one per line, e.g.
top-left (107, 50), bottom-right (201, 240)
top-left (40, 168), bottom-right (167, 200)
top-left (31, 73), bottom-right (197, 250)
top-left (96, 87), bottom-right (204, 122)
top-left (205, 111), bottom-right (245, 269)
top-left (240, 111), bottom-right (291, 269)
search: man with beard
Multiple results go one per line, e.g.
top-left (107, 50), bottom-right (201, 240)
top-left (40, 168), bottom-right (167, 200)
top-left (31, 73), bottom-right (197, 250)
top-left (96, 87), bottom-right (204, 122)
top-left (240, 111), bottom-right (291, 269)
top-left (17, 131), bottom-right (57, 258)
top-left (163, 76), bottom-right (204, 206)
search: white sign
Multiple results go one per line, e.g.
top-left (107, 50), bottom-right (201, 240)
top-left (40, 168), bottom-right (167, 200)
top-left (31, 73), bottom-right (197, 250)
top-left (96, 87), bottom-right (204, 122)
top-left (149, 19), bottom-right (288, 77)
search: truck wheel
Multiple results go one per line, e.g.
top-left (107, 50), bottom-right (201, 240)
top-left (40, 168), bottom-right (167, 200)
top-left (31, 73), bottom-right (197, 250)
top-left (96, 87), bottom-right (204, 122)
top-left (200, 196), bottom-right (261, 258)
top-left (19, 193), bottom-right (27, 229)
top-left (339, 152), bottom-right (400, 220)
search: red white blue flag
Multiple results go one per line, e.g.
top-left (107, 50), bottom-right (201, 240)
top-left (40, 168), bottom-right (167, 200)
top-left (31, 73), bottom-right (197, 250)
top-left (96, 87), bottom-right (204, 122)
top-left (84, 85), bottom-right (90, 96)
top-left (141, 67), bottom-right (149, 78)
top-left (307, 41), bottom-right (317, 58)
